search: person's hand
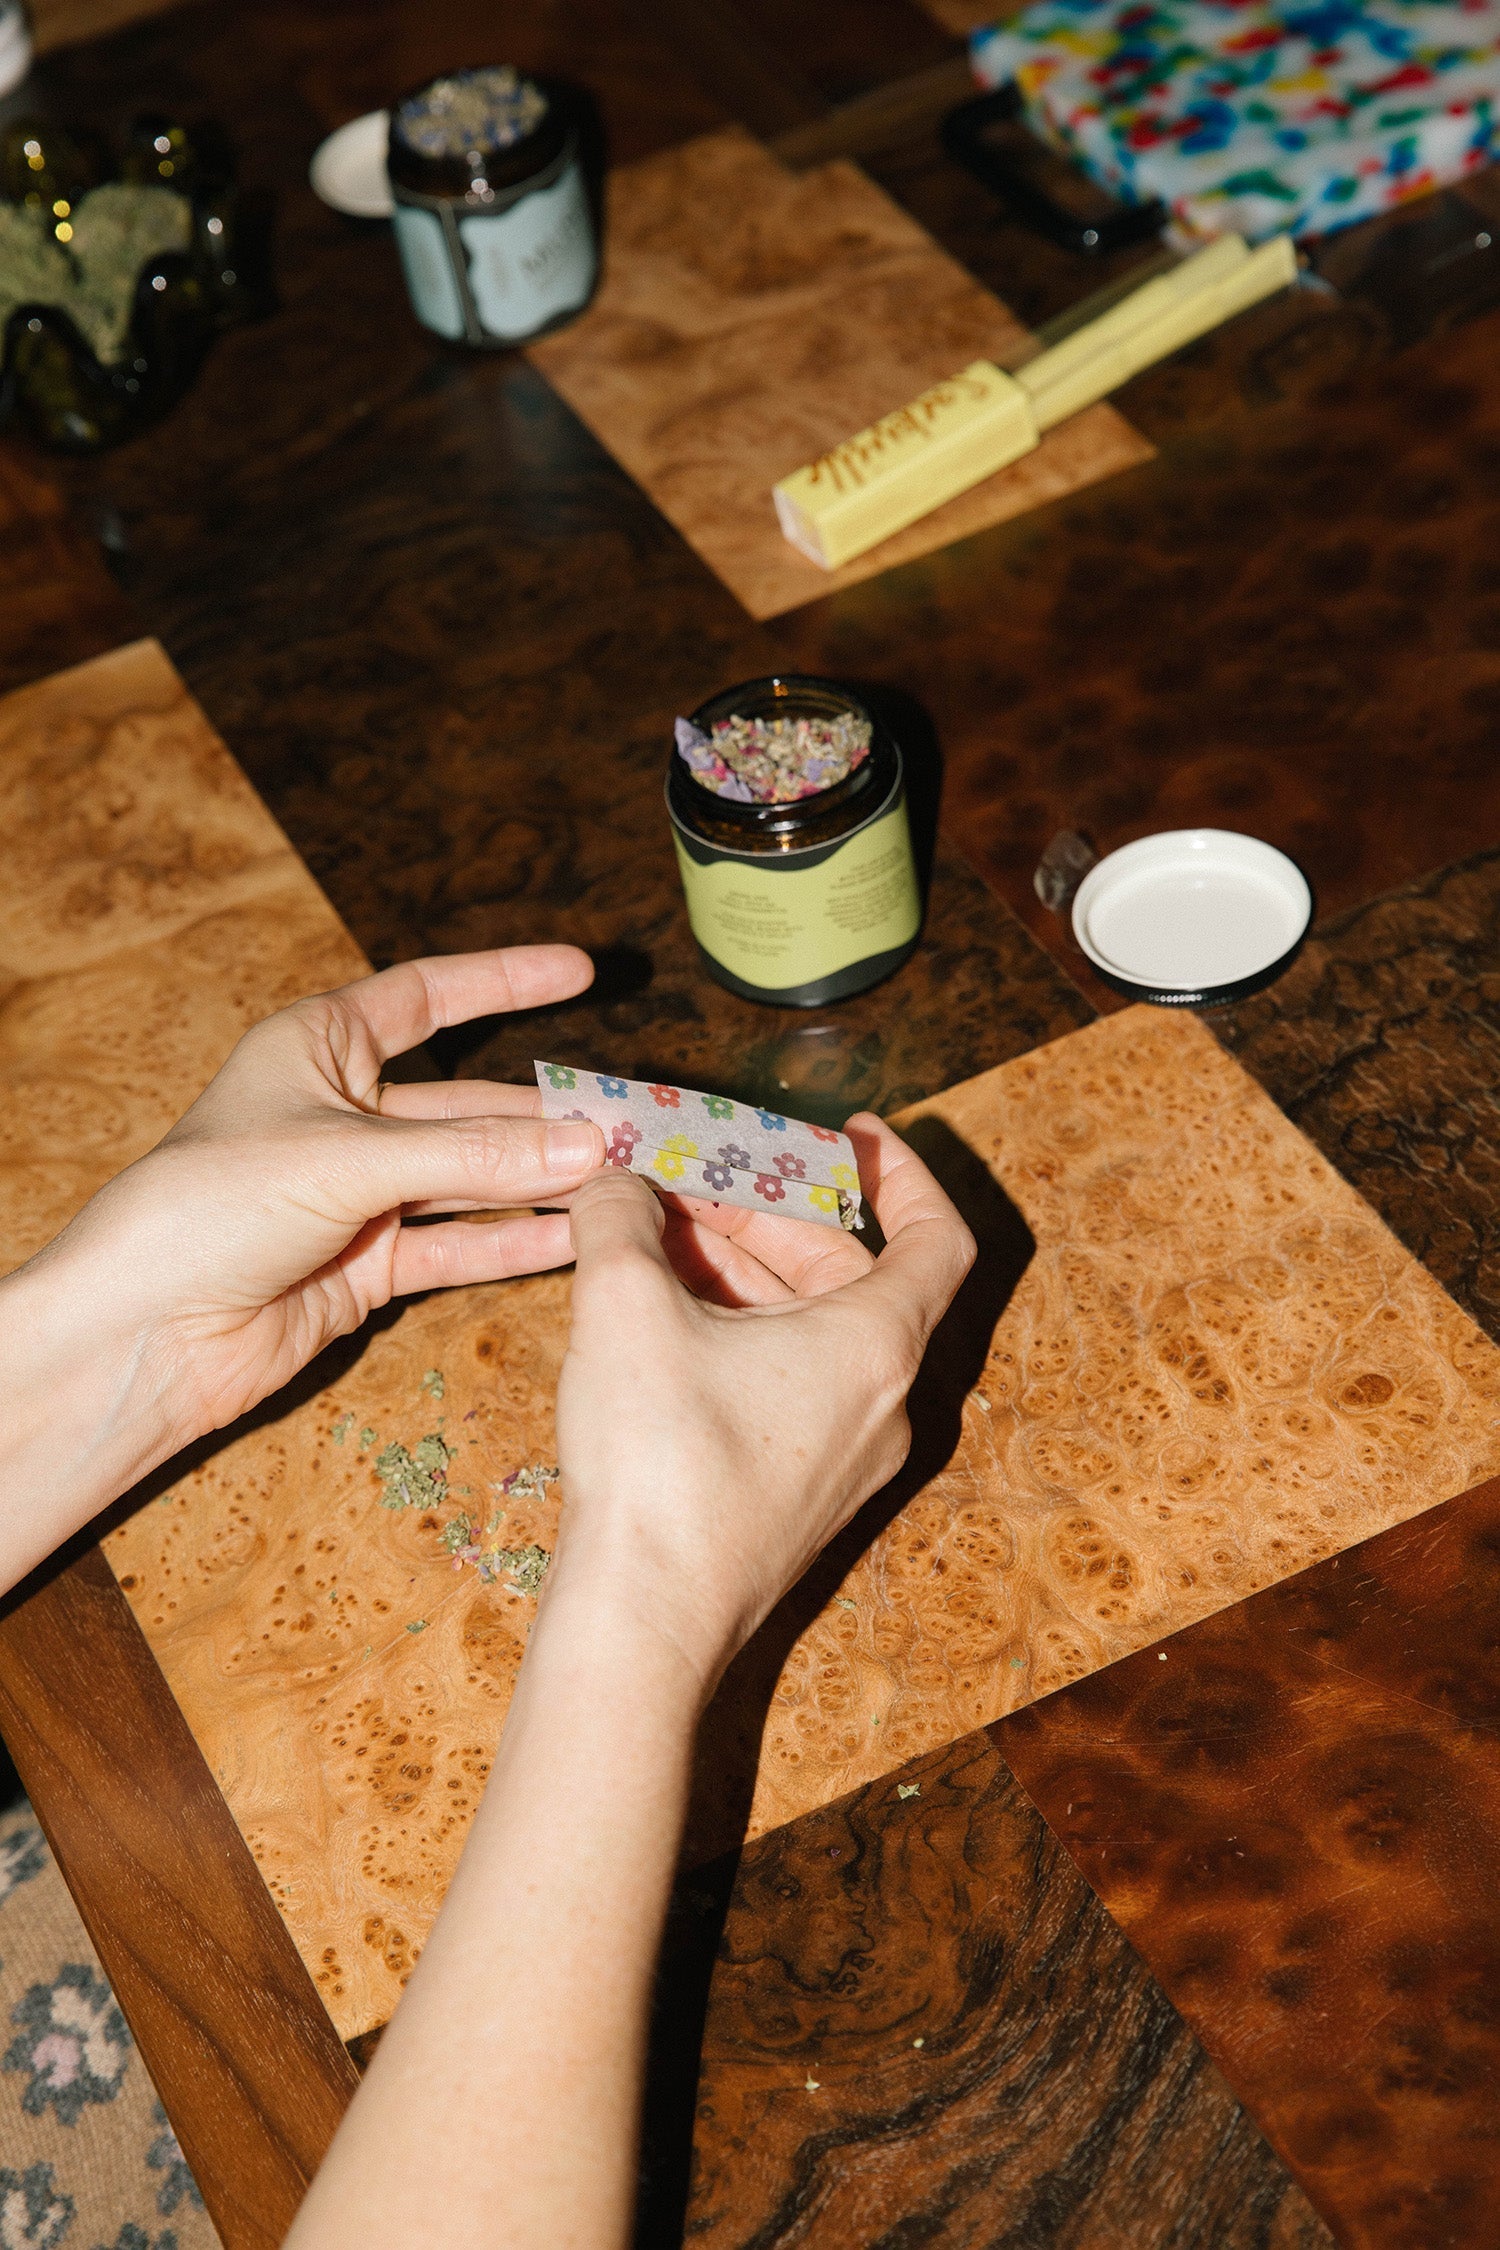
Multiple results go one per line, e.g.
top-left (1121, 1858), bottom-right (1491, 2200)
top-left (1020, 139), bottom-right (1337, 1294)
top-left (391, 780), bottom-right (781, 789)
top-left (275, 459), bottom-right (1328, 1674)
top-left (549, 1117), bottom-right (975, 1692)
top-left (11, 946), bottom-right (605, 1462)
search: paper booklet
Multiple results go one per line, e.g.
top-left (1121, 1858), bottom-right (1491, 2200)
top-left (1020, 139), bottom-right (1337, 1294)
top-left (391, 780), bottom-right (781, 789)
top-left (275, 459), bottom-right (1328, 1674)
top-left (534, 1063), bottom-right (863, 1232)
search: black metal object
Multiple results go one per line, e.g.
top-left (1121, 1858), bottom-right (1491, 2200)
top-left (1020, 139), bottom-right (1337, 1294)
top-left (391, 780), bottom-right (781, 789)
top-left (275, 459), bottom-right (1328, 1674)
top-left (941, 85), bottom-right (1166, 255)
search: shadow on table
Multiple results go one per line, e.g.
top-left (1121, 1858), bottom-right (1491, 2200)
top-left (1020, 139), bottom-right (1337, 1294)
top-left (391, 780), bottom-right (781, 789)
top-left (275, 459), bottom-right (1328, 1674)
top-left (638, 1119), bottom-right (1033, 2245)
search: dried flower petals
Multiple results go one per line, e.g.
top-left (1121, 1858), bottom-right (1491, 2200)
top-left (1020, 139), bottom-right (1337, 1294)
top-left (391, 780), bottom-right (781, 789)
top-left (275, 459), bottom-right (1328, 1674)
top-left (395, 66), bottom-right (548, 161)
top-left (674, 710), bottom-right (871, 805)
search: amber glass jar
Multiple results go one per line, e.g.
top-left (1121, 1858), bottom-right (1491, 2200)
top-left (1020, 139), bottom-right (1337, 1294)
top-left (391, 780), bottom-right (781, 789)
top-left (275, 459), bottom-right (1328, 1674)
top-left (386, 67), bottom-right (596, 348)
top-left (666, 675), bottom-right (922, 1008)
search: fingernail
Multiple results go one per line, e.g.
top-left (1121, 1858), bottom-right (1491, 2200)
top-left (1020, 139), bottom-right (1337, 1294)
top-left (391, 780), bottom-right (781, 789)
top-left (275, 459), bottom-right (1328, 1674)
top-left (544, 1121), bottom-right (600, 1174)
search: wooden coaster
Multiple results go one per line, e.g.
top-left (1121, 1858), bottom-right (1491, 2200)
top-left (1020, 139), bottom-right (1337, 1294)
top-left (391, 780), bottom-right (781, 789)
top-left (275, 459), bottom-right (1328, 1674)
top-left (527, 128), bottom-right (1153, 619)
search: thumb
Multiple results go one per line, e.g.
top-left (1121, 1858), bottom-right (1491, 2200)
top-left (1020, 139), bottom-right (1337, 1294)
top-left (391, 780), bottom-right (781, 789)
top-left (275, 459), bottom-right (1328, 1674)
top-left (567, 1166), bottom-right (669, 1279)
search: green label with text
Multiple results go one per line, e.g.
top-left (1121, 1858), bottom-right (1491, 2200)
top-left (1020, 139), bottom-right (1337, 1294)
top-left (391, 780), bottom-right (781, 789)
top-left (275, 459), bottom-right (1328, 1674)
top-left (673, 797), bottom-right (920, 993)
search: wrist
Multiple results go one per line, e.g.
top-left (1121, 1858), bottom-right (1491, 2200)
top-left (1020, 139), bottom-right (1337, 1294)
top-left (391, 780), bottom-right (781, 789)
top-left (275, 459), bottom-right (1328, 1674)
top-left (0, 1236), bottom-right (179, 1580)
top-left (526, 1555), bottom-right (717, 1721)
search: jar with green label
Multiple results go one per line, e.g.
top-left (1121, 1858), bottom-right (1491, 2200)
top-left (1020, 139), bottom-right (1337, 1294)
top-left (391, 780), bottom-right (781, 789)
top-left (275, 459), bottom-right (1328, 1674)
top-left (386, 65), bottom-right (596, 349)
top-left (667, 675), bottom-right (923, 1007)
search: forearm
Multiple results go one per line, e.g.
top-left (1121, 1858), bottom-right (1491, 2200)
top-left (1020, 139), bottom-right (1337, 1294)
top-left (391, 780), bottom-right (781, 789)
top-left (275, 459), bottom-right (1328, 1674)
top-left (0, 1236), bottom-right (180, 1594)
top-left (288, 1568), bottom-right (704, 2250)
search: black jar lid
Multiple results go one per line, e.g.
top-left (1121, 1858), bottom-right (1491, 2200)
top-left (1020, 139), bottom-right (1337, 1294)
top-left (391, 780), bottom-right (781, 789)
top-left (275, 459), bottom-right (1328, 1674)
top-left (669, 675), bottom-right (898, 849)
top-left (387, 66), bottom-right (571, 200)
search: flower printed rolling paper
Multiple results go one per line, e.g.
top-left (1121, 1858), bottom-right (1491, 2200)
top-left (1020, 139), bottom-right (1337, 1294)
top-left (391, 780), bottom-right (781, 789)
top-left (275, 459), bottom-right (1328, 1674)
top-left (535, 1063), bottom-right (864, 1231)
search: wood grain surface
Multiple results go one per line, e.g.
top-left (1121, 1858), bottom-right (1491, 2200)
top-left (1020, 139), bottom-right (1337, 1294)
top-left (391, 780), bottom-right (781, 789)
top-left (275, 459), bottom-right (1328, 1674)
top-left (912, 0), bottom-right (1005, 31)
top-left (995, 1473), bottom-right (1500, 2249)
top-left (26, 0), bottom-right (181, 52)
top-left (670, 1729), bottom-right (1332, 2250)
top-left (0, 1545), bottom-right (359, 2250)
top-left (1215, 847), bottom-right (1500, 1347)
top-left (98, 999), bottom-right (1500, 2038)
top-left (0, 449), bottom-right (133, 702)
top-left (528, 128), bottom-right (1151, 619)
top-left (0, 640), bottom-right (367, 1264)
top-left (688, 1005), bottom-right (1500, 1843)
top-left (10, 0), bottom-right (1492, 2233)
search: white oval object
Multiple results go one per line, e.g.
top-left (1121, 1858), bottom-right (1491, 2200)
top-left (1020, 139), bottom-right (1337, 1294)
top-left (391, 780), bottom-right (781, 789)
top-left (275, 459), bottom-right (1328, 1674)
top-left (1071, 828), bottom-right (1311, 1004)
top-left (0, 1), bottom-right (32, 100)
top-left (310, 110), bottom-right (392, 219)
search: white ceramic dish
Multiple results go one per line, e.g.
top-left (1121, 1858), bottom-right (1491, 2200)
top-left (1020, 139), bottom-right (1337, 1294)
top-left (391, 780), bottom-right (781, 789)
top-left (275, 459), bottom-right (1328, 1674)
top-left (310, 110), bottom-right (392, 219)
top-left (0, 1), bottom-right (32, 100)
top-left (1071, 828), bottom-right (1312, 1005)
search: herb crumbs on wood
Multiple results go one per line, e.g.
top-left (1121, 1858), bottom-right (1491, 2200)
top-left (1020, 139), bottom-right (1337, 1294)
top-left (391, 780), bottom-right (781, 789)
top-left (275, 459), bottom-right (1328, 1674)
top-left (332, 1412), bottom-right (355, 1445)
top-left (374, 1433), bottom-right (455, 1509)
top-left (422, 1368), bottom-right (445, 1400)
top-left (494, 1463), bottom-right (560, 1502)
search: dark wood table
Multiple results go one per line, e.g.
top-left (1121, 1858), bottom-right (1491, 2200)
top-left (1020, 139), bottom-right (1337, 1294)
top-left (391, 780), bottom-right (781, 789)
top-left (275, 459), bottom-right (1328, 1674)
top-left (4, 2), bottom-right (1500, 2243)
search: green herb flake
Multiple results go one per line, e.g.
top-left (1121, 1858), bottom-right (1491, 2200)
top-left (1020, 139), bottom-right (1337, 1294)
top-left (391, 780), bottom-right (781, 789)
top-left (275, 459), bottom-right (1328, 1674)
top-left (472, 1542), bottom-right (551, 1596)
top-left (374, 1432), bottom-right (454, 1510)
top-left (896, 1783), bottom-right (920, 1801)
top-left (441, 1513), bottom-right (474, 1556)
top-left (331, 1413), bottom-right (355, 1446)
top-left (360, 1426), bottom-right (378, 1450)
top-left (834, 1597), bottom-right (856, 1613)
top-left (406, 1619), bottom-right (429, 1634)
top-left (422, 1369), bottom-right (445, 1400)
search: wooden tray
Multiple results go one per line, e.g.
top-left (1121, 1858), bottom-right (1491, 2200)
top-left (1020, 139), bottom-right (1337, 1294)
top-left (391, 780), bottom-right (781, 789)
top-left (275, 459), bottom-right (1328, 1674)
top-left (527, 128), bottom-right (1153, 619)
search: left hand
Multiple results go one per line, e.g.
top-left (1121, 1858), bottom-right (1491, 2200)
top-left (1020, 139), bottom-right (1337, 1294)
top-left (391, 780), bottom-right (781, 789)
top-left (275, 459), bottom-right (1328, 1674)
top-left (9, 946), bottom-right (605, 1459)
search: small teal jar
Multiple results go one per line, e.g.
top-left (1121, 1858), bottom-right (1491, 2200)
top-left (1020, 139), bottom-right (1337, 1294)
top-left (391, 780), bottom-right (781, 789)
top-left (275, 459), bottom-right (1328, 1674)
top-left (386, 67), bottom-right (597, 349)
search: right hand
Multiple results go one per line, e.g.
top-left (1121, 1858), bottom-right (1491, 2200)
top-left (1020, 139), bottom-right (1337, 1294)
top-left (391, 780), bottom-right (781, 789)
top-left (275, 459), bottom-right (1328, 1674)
top-left (550, 1116), bottom-right (975, 1694)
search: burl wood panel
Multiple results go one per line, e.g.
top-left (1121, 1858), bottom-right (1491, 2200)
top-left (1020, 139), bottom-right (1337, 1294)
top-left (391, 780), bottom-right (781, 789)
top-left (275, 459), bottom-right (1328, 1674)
top-left (104, 999), bottom-right (1500, 2040)
top-left (527, 127), bottom-right (1151, 619)
top-left (694, 1003), bottom-right (1500, 1847)
top-left (668, 1731), bottom-right (1331, 2250)
top-left (105, 1282), bottom-right (576, 2043)
top-left (995, 1472), bottom-right (1500, 2250)
top-left (0, 639), bottom-right (366, 1263)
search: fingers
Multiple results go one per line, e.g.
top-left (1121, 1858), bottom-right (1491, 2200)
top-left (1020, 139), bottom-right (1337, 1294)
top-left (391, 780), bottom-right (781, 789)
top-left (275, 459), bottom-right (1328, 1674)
top-left (322, 946), bottom-right (595, 1069)
top-left (837, 1115), bottom-right (976, 1351)
top-left (345, 1112), bottom-right (605, 1221)
top-left (663, 1191), bottom-right (874, 1298)
top-left (659, 1206), bottom-right (796, 1308)
top-left (386, 1211), bottom-right (578, 1294)
top-left (377, 1080), bottom-right (543, 1123)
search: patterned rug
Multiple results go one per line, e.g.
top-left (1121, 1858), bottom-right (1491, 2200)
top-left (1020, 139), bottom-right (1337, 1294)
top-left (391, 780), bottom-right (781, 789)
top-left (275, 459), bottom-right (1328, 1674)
top-left (0, 1799), bottom-right (218, 2250)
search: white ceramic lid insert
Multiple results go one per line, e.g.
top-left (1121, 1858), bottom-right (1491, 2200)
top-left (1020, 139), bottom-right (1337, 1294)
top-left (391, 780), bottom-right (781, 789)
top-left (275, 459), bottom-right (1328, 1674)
top-left (1071, 828), bottom-right (1311, 999)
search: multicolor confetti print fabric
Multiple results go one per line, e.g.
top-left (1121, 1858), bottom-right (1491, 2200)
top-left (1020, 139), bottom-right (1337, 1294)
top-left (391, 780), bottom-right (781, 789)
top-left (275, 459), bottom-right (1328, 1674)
top-left (972, 0), bottom-right (1500, 241)
top-left (534, 1063), bottom-right (864, 1231)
